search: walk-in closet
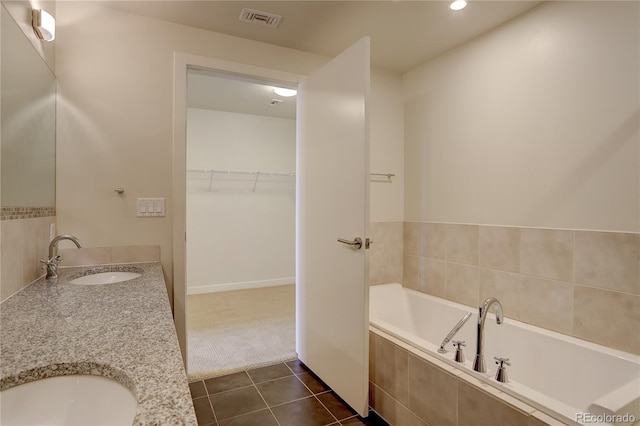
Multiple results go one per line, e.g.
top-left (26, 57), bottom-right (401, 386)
top-left (185, 69), bottom-right (297, 381)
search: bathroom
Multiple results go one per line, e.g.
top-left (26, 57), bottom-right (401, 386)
top-left (1, 1), bottom-right (638, 425)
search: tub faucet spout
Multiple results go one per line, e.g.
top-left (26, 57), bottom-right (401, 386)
top-left (40, 234), bottom-right (83, 280)
top-left (472, 297), bottom-right (504, 373)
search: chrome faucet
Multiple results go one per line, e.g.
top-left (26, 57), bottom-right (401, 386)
top-left (472, 297), bottom-right (504, 373)
top-left (40, 234), bottom-right (83, 279)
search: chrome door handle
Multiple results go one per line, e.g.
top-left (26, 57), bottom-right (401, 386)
top-left (338, 237), bottom-right (362, 249)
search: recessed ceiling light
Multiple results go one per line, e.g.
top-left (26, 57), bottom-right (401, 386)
top-left (273, 87), bottom-right (297, 97)
top-left (450, 0), bottom-right (467, 11)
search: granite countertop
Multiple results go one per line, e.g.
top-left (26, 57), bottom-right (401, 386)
top-left (0, 262), bottom-right (197, 425)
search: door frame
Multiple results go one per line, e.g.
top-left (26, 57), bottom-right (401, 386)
top-left (172, 51), bottom-right (306, 361)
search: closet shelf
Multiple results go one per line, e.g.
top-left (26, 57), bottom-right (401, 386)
top-left (187, 169), bottom-right (295, 192)
top-left (186, 169), bottom-right (396, 191)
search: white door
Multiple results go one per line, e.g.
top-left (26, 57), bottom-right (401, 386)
top-left (296, 37), bottom-right (370, 417)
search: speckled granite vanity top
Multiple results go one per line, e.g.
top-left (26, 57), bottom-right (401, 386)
top-left (0, 262), bottom-right (197, 425)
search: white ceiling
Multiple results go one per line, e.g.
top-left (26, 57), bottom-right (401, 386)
top-left (105, 1), bottom-right (543, 118)
top-left (102, 1), bottom-right (542, 73)
top-left (187, 68), bottom-right (297, 119)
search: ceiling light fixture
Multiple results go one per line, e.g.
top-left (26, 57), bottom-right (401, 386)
top-left (32, 9), bottom-right (56, 42)
top-left (273, 87), bottom-right (297, 97)
top-left (450, 0), bottom-right (467, 11)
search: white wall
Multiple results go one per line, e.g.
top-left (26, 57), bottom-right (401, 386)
top-left (370, 68), bottom-right (404, 223)
top-left (404, 1), bottom-right (639, 232)
top-left (186, 108), bottom-right (295, 293)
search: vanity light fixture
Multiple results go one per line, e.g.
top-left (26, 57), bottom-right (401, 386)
top-left (450, 0), bottom-right (468, 11)
top-left (32, 9), bottom-right (56, 42)
top-left (273, 87), bottom-right (297, 97)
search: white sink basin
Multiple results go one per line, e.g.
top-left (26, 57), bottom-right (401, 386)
top-left (0, 375), bottom-right (137, 425)
top-left (70, 271), bottom-right (142, 285)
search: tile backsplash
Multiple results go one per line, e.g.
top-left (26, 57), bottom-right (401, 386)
top-left (1, 215), bottom-right (55, 302)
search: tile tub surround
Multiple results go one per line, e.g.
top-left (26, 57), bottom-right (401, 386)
top-left (403, 222), bottom-right (640, 355)
top-left (369, 222), bottom-right (404, 286)
top-left (0, 262), bottom-right (197, 425)
top-left (369, 330), bottom-right (570, 426)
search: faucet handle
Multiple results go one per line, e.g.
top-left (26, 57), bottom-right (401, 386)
top-left (494, 356), bottom-right (510, 367)
top-left (40, 255), bottom-right (62, 268)
top-left (452, 340), bottom-right (466, 363)
top-left (494, 357), bottom-right (510, 383)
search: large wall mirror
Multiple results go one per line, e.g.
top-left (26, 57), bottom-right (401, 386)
top-left (1, 3), bottom-right (56, 207)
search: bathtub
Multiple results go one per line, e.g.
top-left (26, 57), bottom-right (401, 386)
top-left (369, 284), bottom-right (640, 426)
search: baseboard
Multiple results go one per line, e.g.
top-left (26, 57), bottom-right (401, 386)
top-left (187, 277), bottom-right (295, 295)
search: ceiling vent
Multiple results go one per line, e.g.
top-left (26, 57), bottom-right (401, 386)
top-left (239, 8), bottom-right (282, 28)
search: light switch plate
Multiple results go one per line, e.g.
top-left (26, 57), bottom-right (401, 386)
top-left (137, 198), bottom-right (165, 217)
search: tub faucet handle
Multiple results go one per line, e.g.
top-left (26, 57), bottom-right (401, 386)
top-left (494, 357), bottom-right (510, 383)
top-left (452, 340), bottom-right (466, 363)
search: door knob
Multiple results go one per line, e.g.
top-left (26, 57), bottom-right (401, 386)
top-left (337, 237), bottom-right (363, 249)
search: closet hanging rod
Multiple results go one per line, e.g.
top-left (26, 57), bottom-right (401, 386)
top-left (187, 169), bottom-right (295, 177)
top-left (370, 173), bottom-right (395, 179)
top-left (187, 169), bottom-right (395, 179)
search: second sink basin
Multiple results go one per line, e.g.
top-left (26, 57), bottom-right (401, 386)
top-left (0, 375), bottom-right (137, 425)
top-left (69, 266), bottom-right (143, 285)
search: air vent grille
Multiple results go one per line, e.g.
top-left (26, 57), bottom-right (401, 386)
top-left (239, 8), bottom-right (282, 28)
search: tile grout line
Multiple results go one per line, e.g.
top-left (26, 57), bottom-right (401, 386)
top-left (288, 365), bottom-right (341, 426)
top-left (248, 365), bottom-right (283, 426)
top-left (201, 379), bottom-right (219, 425)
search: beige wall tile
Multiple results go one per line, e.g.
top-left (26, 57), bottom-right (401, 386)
top-left (1, 220), bottom-right (25, 302)
top-left (369, 332), bottom-right (376, 382)
top-left (374, 333), bottom-right (409, 405)
top-left (111, 245), bottom-right (161, 263)
top-left (408, 354), bottom-right (457, 426)
top-left (521, 228), bottom-right (574, 282)
top-left (419, 258), bottom-right (446, 298)
top-left (370, 255), bottom-right (403, 286)
top-left (479, 269), bottom-right (522, 320)
top-left (22, 217), bottom-right (51, 286)
top-left (446, 263), bottom-right (479, 308)
top-left (573, 285), bottom-right (640, 355)
top-left (575, 231), bottom-right (639, 295)
top-left (458, 380), bottom-right (529, 426)
top-left (421, 222), bottom-right (446, 260)
top-left (479, 226), bottom-right (520, 273)
top-left (59, 247), bottom-right (111, 266)
top-left (371, 384), bottom-right (409, 426)
top-left (371, 222), bottom-right (404, 256)
top-left (408, 412), bottom-right (429, 426)
top-left (404, 256), bottom-right (419, 291)
top-left (446, 224), bottom-right (478, 265)
top-left (519, 276), bottom-right (573, 335)
top-left (1, 217), bottom-right (54, 302)
top-left (529, 411), bottom-right (568, 426)
top-left (404, 222), bottom-right (421, 256)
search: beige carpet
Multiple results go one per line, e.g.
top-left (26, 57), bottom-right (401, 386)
top-left (186, 284), bottom-right (297, 381)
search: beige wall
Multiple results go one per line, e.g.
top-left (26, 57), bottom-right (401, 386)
top-left (404, 1), bottom-right (639, 232)
top-left (54, 2), bottom-right (404, 303)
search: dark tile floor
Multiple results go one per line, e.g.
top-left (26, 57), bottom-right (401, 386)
top-left (189, 360), bottom-right (389, 426)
